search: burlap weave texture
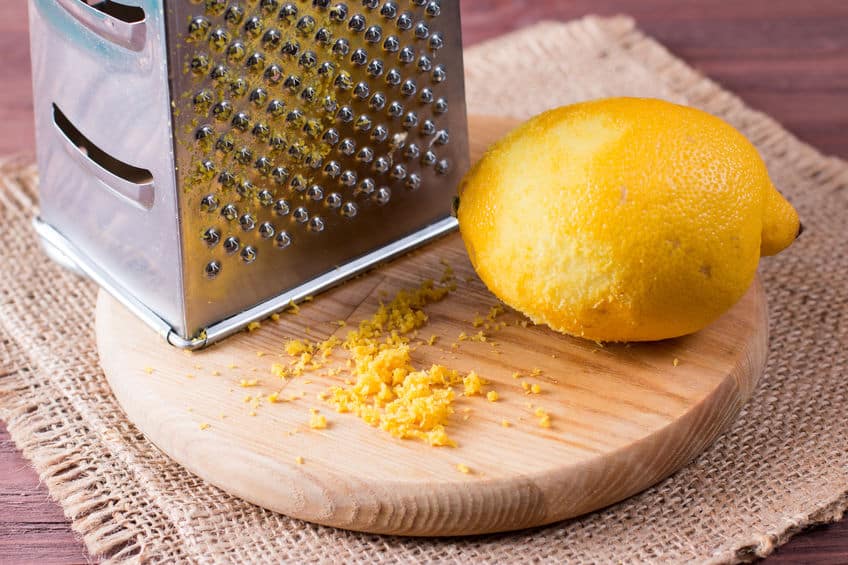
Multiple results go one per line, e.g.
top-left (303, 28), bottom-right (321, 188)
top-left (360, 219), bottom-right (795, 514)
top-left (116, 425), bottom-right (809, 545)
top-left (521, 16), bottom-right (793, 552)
top-left (1, 16), bottom-right (846, 564)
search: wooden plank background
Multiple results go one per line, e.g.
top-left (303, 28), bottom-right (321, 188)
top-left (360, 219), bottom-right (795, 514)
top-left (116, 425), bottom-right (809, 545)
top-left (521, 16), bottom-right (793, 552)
top-left (1, 0), bottom-right (845, 561)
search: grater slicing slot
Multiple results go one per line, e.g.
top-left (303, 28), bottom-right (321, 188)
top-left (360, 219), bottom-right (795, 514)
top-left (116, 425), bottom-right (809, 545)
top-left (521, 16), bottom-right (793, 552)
top-left (53, 103), bottom-right (155, 210)
top-left (55, 0), bottom-right (147, 51)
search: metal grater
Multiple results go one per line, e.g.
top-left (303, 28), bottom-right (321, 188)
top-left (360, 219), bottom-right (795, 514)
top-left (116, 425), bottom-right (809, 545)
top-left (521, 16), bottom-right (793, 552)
top-left (28, 0), bottom-right (468, 348)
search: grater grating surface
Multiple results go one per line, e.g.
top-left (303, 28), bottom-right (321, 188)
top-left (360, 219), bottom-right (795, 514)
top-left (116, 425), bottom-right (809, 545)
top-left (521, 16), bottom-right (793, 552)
top-left (28, 0), bottom-right (468, 347)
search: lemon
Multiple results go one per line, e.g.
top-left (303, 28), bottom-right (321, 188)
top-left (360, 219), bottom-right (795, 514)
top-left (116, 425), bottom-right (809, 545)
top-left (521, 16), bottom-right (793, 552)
top-left (457, 97), bottom-right (800, 342)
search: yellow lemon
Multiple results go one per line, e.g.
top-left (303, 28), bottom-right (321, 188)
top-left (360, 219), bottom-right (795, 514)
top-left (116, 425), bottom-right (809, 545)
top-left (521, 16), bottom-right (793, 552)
top-left (457, 97), bottom-right (800, 342)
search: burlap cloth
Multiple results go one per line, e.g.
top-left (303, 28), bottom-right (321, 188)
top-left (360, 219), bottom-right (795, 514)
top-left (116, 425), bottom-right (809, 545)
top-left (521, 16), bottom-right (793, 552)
top-left (1, 15), bottom-right (846, 564)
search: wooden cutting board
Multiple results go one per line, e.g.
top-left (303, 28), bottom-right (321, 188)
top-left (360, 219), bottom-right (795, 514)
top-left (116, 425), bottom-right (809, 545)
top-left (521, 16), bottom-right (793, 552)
top-left (95, 116), bottom-right (768, 536)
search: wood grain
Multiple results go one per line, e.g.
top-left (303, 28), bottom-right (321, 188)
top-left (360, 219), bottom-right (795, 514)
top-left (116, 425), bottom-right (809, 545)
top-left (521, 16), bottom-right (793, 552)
top-left (3, 0), bottom-right (847, 559)
top-left (95, 113), bottom-right (769, 537)
top-left (96, 259), bottom-right (767, 536)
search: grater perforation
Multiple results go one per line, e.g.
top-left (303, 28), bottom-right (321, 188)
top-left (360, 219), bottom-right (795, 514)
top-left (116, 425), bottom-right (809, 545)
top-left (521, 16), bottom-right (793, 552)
top-left (29, 0), bottom-right (468, 348)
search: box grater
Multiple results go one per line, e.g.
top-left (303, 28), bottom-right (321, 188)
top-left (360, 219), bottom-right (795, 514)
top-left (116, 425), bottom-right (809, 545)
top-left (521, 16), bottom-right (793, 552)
top-left (28, 0), bottom-right (468, 348)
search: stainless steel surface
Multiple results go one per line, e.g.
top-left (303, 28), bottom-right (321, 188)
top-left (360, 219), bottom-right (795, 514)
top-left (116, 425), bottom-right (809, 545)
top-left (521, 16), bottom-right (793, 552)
top-left (54, 0), bottom-right (147, 51)
top-left (32, 217), bottom-right (177, 343)
top-left (29, 0), bottom-right (187, 334)
top-left (34, 215), bottom-right (458, 350)
top-left (169, 0), bottom-right (469, 339)
top-left (29, 0), bottom-right (469, 347)
top-left (183, 215), bottom-right (459, 350)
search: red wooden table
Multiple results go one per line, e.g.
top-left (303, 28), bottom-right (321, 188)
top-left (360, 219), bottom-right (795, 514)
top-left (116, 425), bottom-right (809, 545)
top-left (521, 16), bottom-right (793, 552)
top-left (1, 1), bottom-right (846, 562)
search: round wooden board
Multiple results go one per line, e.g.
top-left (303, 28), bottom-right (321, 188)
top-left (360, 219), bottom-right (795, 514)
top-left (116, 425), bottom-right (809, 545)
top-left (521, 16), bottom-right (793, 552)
top-left (96, 235), bottom-right (768, 536)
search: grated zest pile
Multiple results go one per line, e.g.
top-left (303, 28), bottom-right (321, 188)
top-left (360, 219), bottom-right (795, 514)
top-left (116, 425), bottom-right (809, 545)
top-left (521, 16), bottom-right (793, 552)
top-left (326, 275), bottom-right (464, 447)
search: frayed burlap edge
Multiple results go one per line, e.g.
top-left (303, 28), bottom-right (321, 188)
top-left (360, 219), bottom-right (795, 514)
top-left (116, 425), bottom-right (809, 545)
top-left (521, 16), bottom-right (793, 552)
top-left (0, 156), bottom-right (195, 563)
top-left (1, 15), bottom-right (847, 564)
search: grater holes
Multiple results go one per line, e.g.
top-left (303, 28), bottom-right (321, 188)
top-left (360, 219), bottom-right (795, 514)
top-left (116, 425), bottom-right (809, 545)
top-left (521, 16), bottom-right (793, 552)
top-left (188, 16), bottom-right (211, 42)
top-left (183, 0), bottom-right (457, 266)
top-left (432, 64), bottom-right (446, 83)
top-left (193, 90), bottom-right (214, 114)
top-left (373, 186), bottom-right (391, 205)
top-left (226, 41), bottom-right (246, 63)
top-left (398, 46), bottom-right (414, 64)
top-left (236, 179), bottom-right (255, 198)
top-left (339, 170), bottom-right (358, 186)
top-left (419, 87), bottom-right (433, 104)
top-left (223, 235), bottom-right (240, 253)
top-left (255, 155), bottom-right (273, 175)
top-left (424, 1), bottom-right (440, 17)
top-left (429, 31), bottom-right (444, 50)
top-left (369, 92), bottom-right (387, 111)
top-left (306, 184), bottom-right (324, 201)
top-left (241, 245), bottom-right (258, 263)
top-left (234, 146), bottom-right (254, 165)
top-left (326, 192), bottom-right (343, 208)
top-left (356, 178), bottom-right (375, 195)
top-left (201, 194), bottom-right (219, 212)
top-left (223, 5), bottom-right (244, 26)
top-left (391, 163), bottom-right (406, 180)
top-left (278, 3), bottom-right (298, 24)
top-left (258, 189), bottom-right (275, 206)
top-left (260, 0), bottom-right (279, 15)
top-left (378, 66), bottom-right (399, 87)
top-left (208, 28), bottom-right (230, 50)
top-left (290, 174), bottom-right (308, 191)
top-left (216, 134), bottom-right (235, 154)
top-left (274, 198), bottom-right (291, 216)
top-left (218, 171), bottom-right (236, 188)
top-left (416, 55), bottom-right (431, 72)
top-left (329, 3), bottom-right (349, 22)
top-left (373, 155), bottom-right (391, 173)
top-left (400, 79), bottom-right (417, 97)
top-left (413, 22), bottom-right (430, 39)
top-left (190, 53), bottom-right (211, 75)
top-left (231, 111), bottom-right (251, 131)
top-left (339, 138), bottom-right (356, 155)
top-left (262, 28), bottom-right (283, 50)
top-left (240, 213), bottom-right (256, 231)
top-left (371, 124), bottom-right (388, 142)
top-left (204, 0), bottom-right (227, 17)
top-left (340, 201), bottom-right (358, 217)
top-left (396, 11), bottom-right (413, 31)
top-left (405, 172), bottom-right (422, 190)
top-left (252, 122), bottom-right (271, 141)
top-left (348, 14), bottom-right (366, 32)
top-left (293, 206), bottom-right (309, 223)
top-left (296, 15), bottom-right (317, 36)
top-left (272, 166), bottom-right (290, 185)
top-left (275, 230), bottom-right (293, 248)
top-left (355, 114), bottom-right (372, 132)
top-left (364, 25), bottom-right (382, 43)
top-left (308, 216), bottom-right (325, 232)
top-left (380, 2), bottom-right (398, 19)
top-left (245, 52), bottom-right (266, 73)
top-left (383, 35), bottom-right (400, 52)
top-left (264, 64), bottom-right (283, 85)
top-left (333, 38), bottom-right (351, 56)
top-left (387, 101), bottom-right (404, 118)
top-left (205, 260), bottom-right (222, 279)
top-left (259, 221), bottom-right (276, 239)
top-left (229, 77), bottom-right (248, 97)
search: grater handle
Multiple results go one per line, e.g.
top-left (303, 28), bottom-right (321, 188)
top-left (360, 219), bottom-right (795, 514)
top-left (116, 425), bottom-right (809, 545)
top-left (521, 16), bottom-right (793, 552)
top-left (54, 0), bottom-right (147, 51)
top-left (52, 104), bottom-right (155, 210)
